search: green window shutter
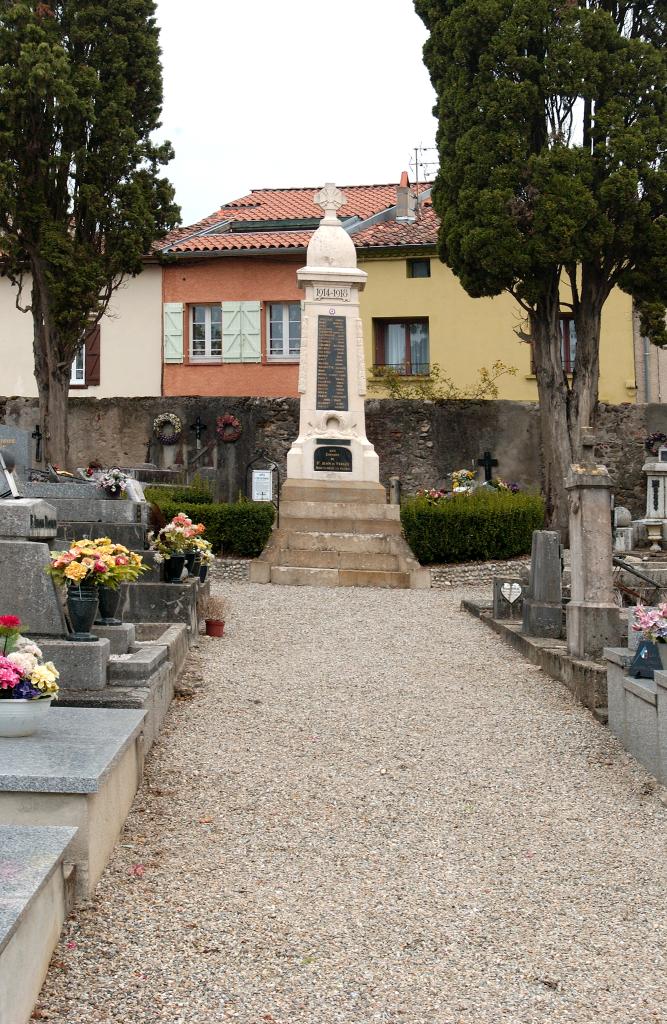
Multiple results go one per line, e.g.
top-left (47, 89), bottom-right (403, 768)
top-left (240, 301), bottom-right (261, 362)
top-left (163, 302), bottom-right (184, 363)
top-left (223, 302), bottom-right (243, 362)
top-left (223, 301), bottom-right (262, 363)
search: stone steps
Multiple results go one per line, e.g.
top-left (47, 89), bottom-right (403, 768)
top-left (283, 530), bottom-right (394, 554)
top-left (280, 514), bottom-right (404, 535)
top-left (281, 499), bottom-right (401, 521)
top-left (275, 548), bottom-right (400, 571)
top-left (270, 566), bottom-right (411, 589)
top-left (280, 480), bottom-right (387, 504)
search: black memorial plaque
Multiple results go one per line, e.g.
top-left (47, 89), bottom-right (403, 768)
top-left (314, 445), bottom-right (352, 473)
top-left (316, 315), bottom-right (348, 411)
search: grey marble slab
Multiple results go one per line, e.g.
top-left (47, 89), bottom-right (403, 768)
top-left (0, 824), bottom-right (76, 950)
top-left (0, 707), bottom-right (144, 793)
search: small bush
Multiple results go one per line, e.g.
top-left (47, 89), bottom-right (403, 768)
top-left (401, 490), bottom-right (544, 564)
top-left (145, 482), bottom-right (213, 506)
top-left (150, 497), bottom-right (275, 557)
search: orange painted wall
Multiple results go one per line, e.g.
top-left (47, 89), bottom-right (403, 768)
top-left (162, 256), bottom-right (303, 397)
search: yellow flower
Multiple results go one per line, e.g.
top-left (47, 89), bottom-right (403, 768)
top-left (30, 662), bottom-right (60, 693)
top-left (64, 562), bottom-right (88, 582)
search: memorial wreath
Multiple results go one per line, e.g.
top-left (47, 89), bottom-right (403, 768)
top-left (153, 412), bottom-right (183, 446)
top-left (216, 413), bottom-right (242, 443)
top-left (644, 432), bottom-right (667, 456)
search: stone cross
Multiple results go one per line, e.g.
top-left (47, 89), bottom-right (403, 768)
top-left (581, 427), bottom-right (597, 467)
top-left (314, 183), bottom-right (346, 222)
top-left (31, 424), bottom-right (43, 464)
top-left (190, 415), bottom-right (208, 451)
top-left (477, 450), bottom-right (498, 482)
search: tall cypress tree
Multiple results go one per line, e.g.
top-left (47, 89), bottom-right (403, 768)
top-left (0, 0), bottom-right (179, 465)
top-left (415, 0), bottom-right (667, 532)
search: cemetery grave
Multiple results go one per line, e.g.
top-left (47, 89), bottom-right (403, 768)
top-left (0, 434), bottom-right (211, 1023)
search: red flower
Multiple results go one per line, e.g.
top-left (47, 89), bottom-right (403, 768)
top-left (0, 615), bottom-right (21, 628)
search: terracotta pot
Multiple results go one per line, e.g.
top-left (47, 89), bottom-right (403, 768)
top-left (205, 618), bottom-right (225, 637)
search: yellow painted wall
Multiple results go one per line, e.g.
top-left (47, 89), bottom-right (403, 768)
top-left (358, 255), bottom-right (637, 404)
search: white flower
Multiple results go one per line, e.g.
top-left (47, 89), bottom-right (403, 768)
top-left (7, 651), bottom-right (38, 675)
top-left (154, 552), bottom-right (164, 564)
top-left (16, 637), bottom-right (42, 659)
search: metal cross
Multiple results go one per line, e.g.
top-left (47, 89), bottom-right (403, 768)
top-left (190, 415), bottom-right (208, 451)
top-left (314, 183), bottom-right (346, 220)
top-left (31, 424), bottom-right (42, 464)
top-left (145, 437), bottom-right (153, 464)
top-left (477, 450), bottom-right (498, 482)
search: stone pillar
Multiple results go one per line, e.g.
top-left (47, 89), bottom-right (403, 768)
top-left (522, 531), bottom-right (563, 638)
top-left (566, 462), bottom-right (621, 659)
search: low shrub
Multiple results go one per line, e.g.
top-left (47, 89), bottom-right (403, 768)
top-left (145, 482), bottom-right (213, 506)
top-left (149, 497), bottom-right (275, 557)
top-left (401, 490), bottom-right (545, 564)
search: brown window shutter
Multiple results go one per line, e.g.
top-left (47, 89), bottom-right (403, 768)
top-left (85, 324), bottom-right (101, 385)
top-left (374, 322), bottom-right (385, 365)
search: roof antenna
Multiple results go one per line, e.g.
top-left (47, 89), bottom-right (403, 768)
top-left (409, 144), bottom-right (438, 221)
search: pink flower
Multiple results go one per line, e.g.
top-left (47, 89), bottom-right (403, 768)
top-left (93, 561), bottom-right (108, 573)
top-left (0, 656), bottom-right (21, 689)
top-left (115, 555), bottom-right (129, 566)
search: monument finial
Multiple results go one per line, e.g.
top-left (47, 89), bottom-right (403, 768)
top-left (314, 183), bottom-right (346, 223)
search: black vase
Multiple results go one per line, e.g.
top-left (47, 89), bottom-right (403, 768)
top-left (199, 564), bottom-right (209, 584)
top-left (190, 553), bottom-right (202, 578)
top-left (66, 584), bottom-right (99, 642)
top-left (184, 551), bottom-right (197, 576)
top-left (96, 586), bottom-right (123, 626)
top-left (164, 554), bottom-right (186, 583)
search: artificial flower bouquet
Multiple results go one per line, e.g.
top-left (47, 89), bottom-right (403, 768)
top-left (193, 537), bottom-right (214, 564)
top-left (487, 478), bottom-right (521, 494)
top-left (47, 538), bottom-right (148, 588)
top-left (451, 469), bottom-right (476, 492)
top-left (632, 605), bottom-right (667, 644)
top-left (0, 616), bottom-right (59, 701)
top-left (98, 468), bottom-right (127, 496)
top-left (149, 513), bottom-right (206, 563)
top-left (416, 487), bottom-right (448, 504)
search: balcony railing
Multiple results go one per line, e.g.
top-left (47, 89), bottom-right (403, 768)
top-left (372, 362), bottom-right (430, 377)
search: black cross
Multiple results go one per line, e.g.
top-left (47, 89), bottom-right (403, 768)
top-left (31, 424), bottom-right (43, 464)
top-left (190, 416), bottom-right (208, 450)
top-left (145, 437), bottom-right (153, 464)
top-left (477, 450), bottom-right (498, 482)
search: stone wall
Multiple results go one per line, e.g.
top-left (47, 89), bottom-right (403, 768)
top-left (2, 394), bottom-right (666, 516)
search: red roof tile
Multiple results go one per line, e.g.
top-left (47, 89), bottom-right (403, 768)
top-left (167, 230), bottom-right (313, 253)
top-left (353, 206), bottom-right (439, 248)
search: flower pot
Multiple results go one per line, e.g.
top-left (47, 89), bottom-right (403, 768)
top-left (66, 584), bottom-right (99, 642)
top-left (0, 696), bottom-right (53, 738)
top-left (191, 553), bottom-right (202, 578)
top-left (164, 554), bottom-right (186, 583)
top-left (96, 586), bottom-right (123, 626)
top-left (199, 564), bottom-right (209, 584)
top-left (105, 489), bottom-right (122, 499)
top-left (205, 618), bottom-right (225, 638)
top-left (184, 551), bottom-right (197, 576)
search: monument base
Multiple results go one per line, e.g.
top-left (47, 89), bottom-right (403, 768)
top-left (250, 479), bottom-right (429, 589)
top-left (567, 602), bottom-right (622, 660)
top-left (286, 435), bottom-right (379, 483)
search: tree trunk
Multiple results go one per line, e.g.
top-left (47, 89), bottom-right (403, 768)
top-left (31, 274), bottom-right (71, 468)
top-left (531, 281), bottom-right (573, 538)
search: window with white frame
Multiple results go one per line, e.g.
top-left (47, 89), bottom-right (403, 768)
top-left (268, 302), bottom-right (301, 359)
top-left (190, 304), bottom-right (222, 359)
top-left (70, 347), bottom-right (85, 385)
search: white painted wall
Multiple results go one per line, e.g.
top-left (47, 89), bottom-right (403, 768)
top-left (0, 265), bottom-right (162, 398)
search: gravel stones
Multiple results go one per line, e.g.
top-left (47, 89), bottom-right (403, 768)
top-left (36, 583), bottom-right (667, 1023)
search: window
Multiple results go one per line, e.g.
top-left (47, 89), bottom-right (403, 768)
top-left (268, 302), bottom-right (301, 359)
top-left (407, 258), bottom-right (431, 279)
top-left (373, 319), bottom-right (429, 375)
top-left (70, 347), bottom-right (85, 385)
top-left (190, 304), bottom-right (222, 359)
top-left (559, 315), bottom-right (577, 373)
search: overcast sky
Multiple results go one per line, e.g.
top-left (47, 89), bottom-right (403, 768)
top-left (154, 0), bottom-right (438, 226)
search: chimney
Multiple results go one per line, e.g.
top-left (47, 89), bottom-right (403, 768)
top-left (396, 171), bottom-right (417, 223)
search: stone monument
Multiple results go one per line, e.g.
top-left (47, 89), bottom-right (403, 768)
top-left (566, 428), bottom-right (621, 659)
top-left (521, 531), bottom-right (563, 638)
top-left (286, 183), bottom-right (380, 485)
top-left (250, 184), bottom-right (428, 589)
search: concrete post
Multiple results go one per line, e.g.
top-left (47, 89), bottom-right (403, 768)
top-left (565, 461), bottom-right (621, 660)
top-left (389, 476), bottom-right (401, 505)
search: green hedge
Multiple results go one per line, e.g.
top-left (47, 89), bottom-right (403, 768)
top-left (147, 496), bottom-right (275, 557)
top-left (145, 483), bottom-right (213, 506)
top-left (401, 490), bottom-right (545, 564)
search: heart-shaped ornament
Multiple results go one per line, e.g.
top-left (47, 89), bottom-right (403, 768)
top-left (501, 582), bottom-right (522, 604)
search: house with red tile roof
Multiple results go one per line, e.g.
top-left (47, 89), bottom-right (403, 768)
top-left (158, 174), bottom-right (637, 405)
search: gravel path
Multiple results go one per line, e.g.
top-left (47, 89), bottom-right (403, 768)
top-left (37, 584), bottom-right (667, 1024)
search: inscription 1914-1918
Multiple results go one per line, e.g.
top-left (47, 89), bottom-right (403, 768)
top-left (316, 315), bottom-right (348, 411)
